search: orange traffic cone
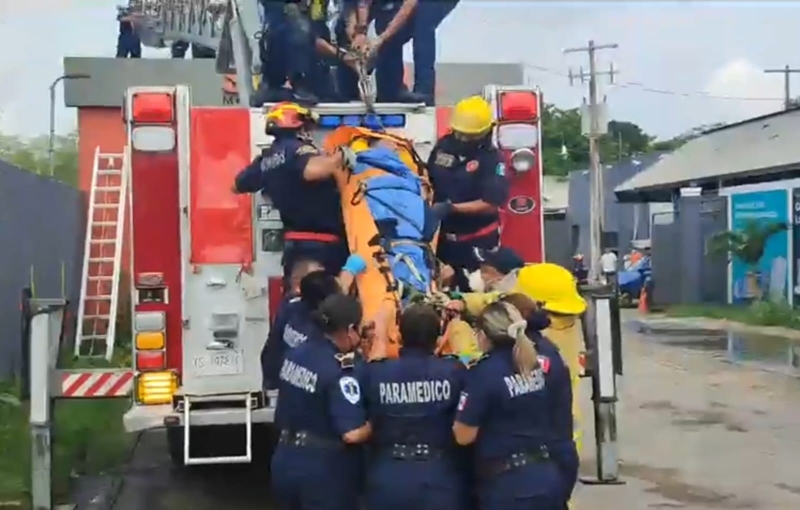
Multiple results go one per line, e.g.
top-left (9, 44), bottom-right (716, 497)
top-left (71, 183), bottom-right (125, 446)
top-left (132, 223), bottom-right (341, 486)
top-left (638, 285), bottom-right (649, 313)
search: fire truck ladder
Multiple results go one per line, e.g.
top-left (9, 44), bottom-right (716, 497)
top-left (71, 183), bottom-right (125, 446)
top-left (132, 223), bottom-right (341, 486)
top-left (75, 147), bottom-right (129, 360)
top-left (127, 0), bottom-right (263, 106)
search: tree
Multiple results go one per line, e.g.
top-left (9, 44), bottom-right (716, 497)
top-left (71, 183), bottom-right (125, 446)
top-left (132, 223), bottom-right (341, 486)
top-left (707, 220), bottom-right (788, 301)
top-left (0, 131), bottom-right (78, 187)
top-left (539, 103), bottom-right (659, 176)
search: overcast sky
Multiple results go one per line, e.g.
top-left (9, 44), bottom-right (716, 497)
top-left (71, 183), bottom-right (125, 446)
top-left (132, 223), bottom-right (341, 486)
top-left (0, 0), bottom-right (796, 140)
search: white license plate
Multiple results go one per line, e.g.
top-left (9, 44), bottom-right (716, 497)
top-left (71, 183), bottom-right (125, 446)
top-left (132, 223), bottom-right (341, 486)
top-left (192, 350), bottom-right (244, 376)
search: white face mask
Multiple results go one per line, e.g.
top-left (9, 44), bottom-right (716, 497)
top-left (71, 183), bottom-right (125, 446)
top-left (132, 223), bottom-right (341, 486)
top-left (467, 269), bottom-right (486, 292)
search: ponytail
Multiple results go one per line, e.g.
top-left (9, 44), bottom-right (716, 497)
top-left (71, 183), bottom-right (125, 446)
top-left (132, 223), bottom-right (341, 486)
top-left (477, 301), bottom-right (540, 375)
top-left (506, 315), bottom-right (539, 376)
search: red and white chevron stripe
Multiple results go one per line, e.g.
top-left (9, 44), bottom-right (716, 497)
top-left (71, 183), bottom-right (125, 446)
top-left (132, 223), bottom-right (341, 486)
top-left (61, 370), bottom-right (134, 398)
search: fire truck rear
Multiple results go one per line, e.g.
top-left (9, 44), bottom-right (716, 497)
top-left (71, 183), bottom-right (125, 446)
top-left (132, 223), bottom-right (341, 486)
top-left (118, 84), bottom-right (544, 466)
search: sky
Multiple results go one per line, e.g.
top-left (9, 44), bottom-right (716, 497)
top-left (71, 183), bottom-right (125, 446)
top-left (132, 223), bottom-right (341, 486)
top-left (0, 0), bottom-right (797, 140)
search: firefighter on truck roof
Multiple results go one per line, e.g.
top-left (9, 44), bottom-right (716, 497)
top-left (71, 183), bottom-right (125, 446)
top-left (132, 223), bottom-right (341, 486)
top-left (427, 95), bottom-right (509, 291)
top-left (232, 102), bottom-right (356, 287)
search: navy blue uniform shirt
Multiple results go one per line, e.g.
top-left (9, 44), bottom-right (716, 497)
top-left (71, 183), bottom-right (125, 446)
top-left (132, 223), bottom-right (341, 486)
top-left (274, 336), bottom-right (367, 440)
top-left (261, 295), bottom-right (323, 389)
top-left (455, 346), bottom-right (551, 461)
top-left (365, 348), bottom-right (465, 448)
top-left (427, 134), bottom-right (509, 235)
top-left (234, 136), bottom-right (345, 236)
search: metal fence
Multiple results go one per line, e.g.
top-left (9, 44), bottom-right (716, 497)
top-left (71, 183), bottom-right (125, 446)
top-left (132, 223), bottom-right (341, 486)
top-left (650, 195), bottom-right (729, 306)
top-left (0, 160), bottom-right (85, 380)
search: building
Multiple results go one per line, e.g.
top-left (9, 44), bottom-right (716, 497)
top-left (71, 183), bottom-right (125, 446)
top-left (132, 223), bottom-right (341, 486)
top-left (567, 153), bottom-right (666, 257)
top-left (615, 108), bottom-right (800, 306)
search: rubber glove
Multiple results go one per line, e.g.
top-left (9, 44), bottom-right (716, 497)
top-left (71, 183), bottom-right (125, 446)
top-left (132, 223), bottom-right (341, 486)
top-left (342, 253), bottom-right (368, 275)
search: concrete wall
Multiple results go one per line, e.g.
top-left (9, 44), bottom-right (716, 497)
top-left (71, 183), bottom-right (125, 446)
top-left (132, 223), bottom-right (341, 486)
top-left (0, 160), bottom-right (84, 380)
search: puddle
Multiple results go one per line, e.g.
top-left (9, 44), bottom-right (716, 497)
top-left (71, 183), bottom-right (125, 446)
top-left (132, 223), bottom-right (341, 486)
top-left (646, 330), bottom-right (800, 375)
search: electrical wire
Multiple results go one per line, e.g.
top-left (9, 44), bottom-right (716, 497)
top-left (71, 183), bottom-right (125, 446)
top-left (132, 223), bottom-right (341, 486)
top-left (524, 64), bottom-right (785, 102)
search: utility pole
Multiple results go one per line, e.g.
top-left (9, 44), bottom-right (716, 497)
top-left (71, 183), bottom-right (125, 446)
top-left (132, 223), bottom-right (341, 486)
top-left (565, 40), bottom-right (618, 281)
top-left (764, 65), bottom-right (800, 110)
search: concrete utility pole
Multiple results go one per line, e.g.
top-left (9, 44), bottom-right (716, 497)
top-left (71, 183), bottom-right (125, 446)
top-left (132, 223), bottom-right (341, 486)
top-left (565, 40), bottom-right (618, 281)
top-left (764, 65), bottom-right (800, 110)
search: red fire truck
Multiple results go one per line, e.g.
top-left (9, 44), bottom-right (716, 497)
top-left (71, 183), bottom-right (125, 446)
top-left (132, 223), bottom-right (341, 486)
top-left (111, 84), bottom-right (543, 465)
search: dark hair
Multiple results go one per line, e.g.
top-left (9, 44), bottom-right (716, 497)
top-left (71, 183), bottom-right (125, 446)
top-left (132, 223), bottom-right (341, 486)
top-left (311, 294), bottom-right (363, 334)
top-left (399, 304), bottom-right (441, 351)
top-left (299, 270), bottom-right (341, 311)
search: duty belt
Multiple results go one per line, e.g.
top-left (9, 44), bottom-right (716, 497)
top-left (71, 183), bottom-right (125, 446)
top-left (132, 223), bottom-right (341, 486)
top-left (478, 447), bottom-right (550, 479)
top-left (279, 429), bottom-right (342, 449)
top-left (384, 443), bottom-right (444, 461)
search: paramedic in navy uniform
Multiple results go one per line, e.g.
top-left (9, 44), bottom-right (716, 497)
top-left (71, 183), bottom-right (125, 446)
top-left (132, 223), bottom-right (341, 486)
top-left (427, 96), bottom-right (509, 291)
top-left (363, 304), bottom-right (466, 510)
top-left (271, 293), bottom-right (371, 510)
top-left (453, 301), bottom-right (567, 510)
top-left (231, 102), bottom-right (354, 286)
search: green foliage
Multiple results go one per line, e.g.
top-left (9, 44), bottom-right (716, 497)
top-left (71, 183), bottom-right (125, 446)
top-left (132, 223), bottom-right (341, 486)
top-left (707, 220), bottom-right (788, 268)
top-left (667, 300), bottom-right (800, 330)
top-left (540, 103), bottom-right (663, 176)
top-left (0, 131), bottom-right (79, 187)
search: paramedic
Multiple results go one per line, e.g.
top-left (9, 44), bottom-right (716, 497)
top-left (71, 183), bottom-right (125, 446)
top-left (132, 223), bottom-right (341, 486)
top-left (261, 269), bottom-right (341, 389)
top-left (453, 301), bottom-right (565, 510)
top-left (499, 294), bottom-right (579, 507)
top-left (513, 263), bottom-right (587, 508)
top-left (428, 96), bottom-right (508, 291)
top-left (271, 294), bottom-right (371, 510)
top-left (364, 304), bottom-right (466, 510)
top-left (255, 0), bottom-right (342, 105)
top-left (231, 102), bottom-right (353, 283)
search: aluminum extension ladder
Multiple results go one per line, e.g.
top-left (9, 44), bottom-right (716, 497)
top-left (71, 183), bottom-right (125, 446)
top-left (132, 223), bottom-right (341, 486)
top-left (127, 0), bottom-right (263, 105)
top-left (74, 147), bottom-right (129, 360)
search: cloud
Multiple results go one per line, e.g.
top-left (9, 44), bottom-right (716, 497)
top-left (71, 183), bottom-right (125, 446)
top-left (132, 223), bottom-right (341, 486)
top-left (704, 58), bottom-right (784, 124)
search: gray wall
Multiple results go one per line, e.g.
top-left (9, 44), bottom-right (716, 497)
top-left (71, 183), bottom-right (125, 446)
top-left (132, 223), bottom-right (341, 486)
top-left (650, 195), bottom-right (728, 306)
top-left (0, 160), bottom-right (84, 380)
top-left (63, 57), bottom-right (524, 108)
top-left (567, 153), bottom-right (664, 256)
top-left (544, 215), bottom-right (572, 268)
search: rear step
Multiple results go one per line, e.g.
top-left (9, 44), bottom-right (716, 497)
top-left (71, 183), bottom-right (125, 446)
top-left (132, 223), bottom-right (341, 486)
top-left (183, 393), bottom-right (253, 465)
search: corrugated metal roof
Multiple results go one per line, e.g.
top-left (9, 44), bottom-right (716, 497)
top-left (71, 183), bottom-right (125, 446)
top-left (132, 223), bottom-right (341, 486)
top-left (615, 108), bottom-right (800, 197)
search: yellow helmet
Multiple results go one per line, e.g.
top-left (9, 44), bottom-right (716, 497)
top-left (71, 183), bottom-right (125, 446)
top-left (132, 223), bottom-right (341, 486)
top-left (450, 96), bottom-right (494, 135)
top-left (514, 263), bottom-right (587, 315)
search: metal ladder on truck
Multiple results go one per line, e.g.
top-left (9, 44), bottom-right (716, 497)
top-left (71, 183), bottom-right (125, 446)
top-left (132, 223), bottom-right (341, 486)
top-left (126, 0), bottom-right (376, 107)
top-left (74, 147), bottom-right (129, 360)
top-left (127, 0), bottom-right (265, 106)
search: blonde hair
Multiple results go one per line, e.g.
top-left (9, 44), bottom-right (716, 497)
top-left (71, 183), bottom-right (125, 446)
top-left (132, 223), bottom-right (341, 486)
top-left (477, 301), bottom-right (539, 375)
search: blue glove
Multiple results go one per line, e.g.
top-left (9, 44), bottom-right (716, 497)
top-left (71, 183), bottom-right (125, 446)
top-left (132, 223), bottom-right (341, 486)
top-left (342, 253), bottom-right (368, 275)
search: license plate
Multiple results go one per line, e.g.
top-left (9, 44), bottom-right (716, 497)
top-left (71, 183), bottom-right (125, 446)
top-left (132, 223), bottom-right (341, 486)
top-left (192, 350), bottom-right (244, 376)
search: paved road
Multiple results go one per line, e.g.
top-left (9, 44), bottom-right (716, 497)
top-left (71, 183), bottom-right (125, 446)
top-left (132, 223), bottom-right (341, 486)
top-left (102, 317), bottom-right (800, 509)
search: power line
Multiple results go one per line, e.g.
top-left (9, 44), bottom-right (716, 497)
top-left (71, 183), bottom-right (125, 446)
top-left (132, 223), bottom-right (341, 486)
top-left (525, 63), bottom-right (785, 102)
top-left (764, 65), bottom-right (800, 110)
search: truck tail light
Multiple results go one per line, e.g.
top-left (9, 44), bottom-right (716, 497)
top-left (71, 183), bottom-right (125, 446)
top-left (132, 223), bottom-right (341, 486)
top-left (131, 92), bottom-right (174, 124)
top-left (133, 312), bottom-right (167, 373)
top-left (136, 371), bottom-right (178, 405)
top-left (268, 277), bottom-right (284, 324)
top-left (499, 91), bottom-right (538, 122)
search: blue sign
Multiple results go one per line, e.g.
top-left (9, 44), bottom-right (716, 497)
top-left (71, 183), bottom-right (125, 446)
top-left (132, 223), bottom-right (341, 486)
top-left (730, 189), bottom-right (789, 304)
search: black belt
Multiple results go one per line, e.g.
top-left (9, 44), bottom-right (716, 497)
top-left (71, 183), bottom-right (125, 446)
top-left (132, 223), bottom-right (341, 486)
top-left (278, 429), bottom-right (342, 449)
top-left (478, 447), bottom-right (550, 479)
top-left (381, 443), bottom-right (445, 461)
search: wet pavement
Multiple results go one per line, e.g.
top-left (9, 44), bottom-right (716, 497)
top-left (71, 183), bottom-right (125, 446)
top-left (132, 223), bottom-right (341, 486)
top-left (88, 311), bottom-right (800, 509)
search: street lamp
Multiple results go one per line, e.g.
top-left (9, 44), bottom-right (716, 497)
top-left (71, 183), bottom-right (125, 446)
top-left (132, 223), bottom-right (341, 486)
top-left (48, 73), bottom-right (90, 177)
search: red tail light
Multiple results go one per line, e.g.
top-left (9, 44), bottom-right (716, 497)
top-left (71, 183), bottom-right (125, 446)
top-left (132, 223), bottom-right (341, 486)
top-left (268, 277), bottom-right (284, 324)
top-left (499, 91), bottom-right (539, 122)
top-left (136, 351), bottom-right (166, 371)
top-left (131, 92), bottom-right (174, 124)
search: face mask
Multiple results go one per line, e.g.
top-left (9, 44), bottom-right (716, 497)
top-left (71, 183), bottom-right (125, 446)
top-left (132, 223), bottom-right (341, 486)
top-left (467, 269), bottom-right (486, 292)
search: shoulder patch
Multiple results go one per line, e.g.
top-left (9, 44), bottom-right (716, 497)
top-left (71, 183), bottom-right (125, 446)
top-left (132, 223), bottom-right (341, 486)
top-left (338, 376), bottom-right (361, 405)
top-left (495, 162), bottom-right (506, 177)
top-left (457, 391), bottom-right (468, 411)
top-left (465, 160), bottom-right (479, 173)
top-left (434, 152), bottom-right (455, 167)
top-left (295, 144), bottom-right (319, 156)
top-left (335, 352), bottom-right (356, 370)
top-left (260, 151), bottom-right (287, 171)
top-left (537, 355), bottom-right (551, 374)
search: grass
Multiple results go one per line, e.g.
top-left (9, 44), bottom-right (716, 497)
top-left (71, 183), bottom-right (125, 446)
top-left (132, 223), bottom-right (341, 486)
top-left (665, 300), bottom-right (800, 330)
top-left (0, 354), bottom-right (133, 508)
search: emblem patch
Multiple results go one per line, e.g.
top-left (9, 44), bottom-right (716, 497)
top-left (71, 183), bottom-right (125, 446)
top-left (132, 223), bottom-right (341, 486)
top-left (434, 152), bottom-right (455, 167)
top-left (466, 160), bottom-right (479, 173)
top-left (457, 392), bottom-right (468, 411)
top-left (537, 355), bottom-right (551, 374)
top-left (339, 376), bottom-right (361, 405)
